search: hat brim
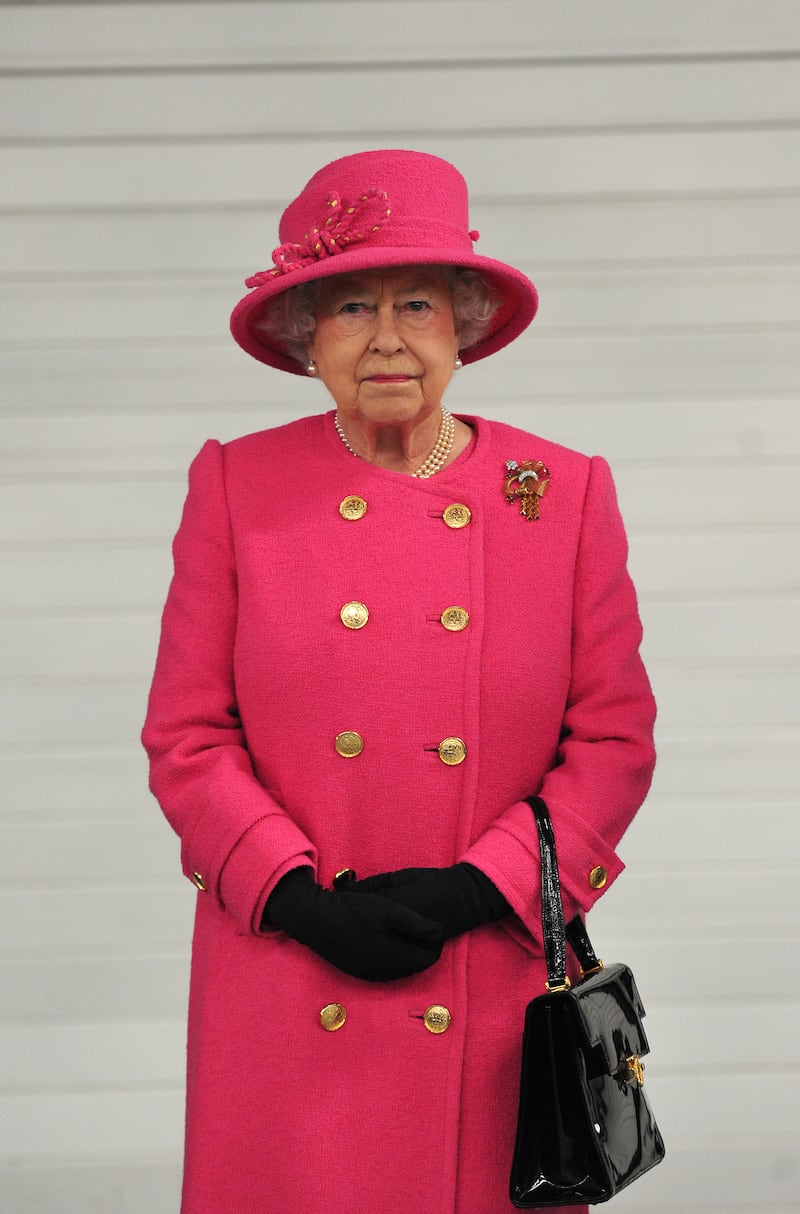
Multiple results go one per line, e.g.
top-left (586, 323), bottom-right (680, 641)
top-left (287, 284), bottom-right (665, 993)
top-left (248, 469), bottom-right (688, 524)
top-left (230, 246), bottom-right (538, 375)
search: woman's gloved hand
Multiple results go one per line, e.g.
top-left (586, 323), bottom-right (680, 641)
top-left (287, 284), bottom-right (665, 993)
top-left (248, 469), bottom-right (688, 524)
top-left (345, 863), bottom-right (510, 940)
top-left (262, 867), bottom-right (445, 982)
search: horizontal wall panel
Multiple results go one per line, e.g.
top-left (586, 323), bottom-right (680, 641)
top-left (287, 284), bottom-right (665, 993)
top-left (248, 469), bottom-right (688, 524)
top-left (1, 951), bottom-right (190, 1021)
top-left (0, 1072), bottom-right (794, 1168)
top-left (643, 598), bottom-right (800, 661)
top-left (0, 1019), bottom-right (184, 1092)
top-left (4, 196), bottom-right (799, 276)
top-left (4, 131), bottom-right (799, 209)
top-left (0, 750), bottom-right (151, 818)
top-left (0, 733), bottom-right (795, 844)
top-left (0, 820), bottom-right (178, 886)
top-left (621, 1206), bottom-right (798, 1213)
top-left (0, 481), bottom-right (189, 546)
top-left (2, 596), bottom-right (797, 684)
top-left (628, 528), bottom-right (800, 597)
top-left (1, 613), bottom-right (165, 681)
top-left (1, 664), bottom-right (795, 750)
top-left (2, 732), bottom-right (795, 817)
top-left (3, 1), bottom-right (798, 69)
top-left (0, 1150), bottom-right (795, 1214)
top-left (611, 1142), bottom-right (800, 1210)
top-left (0, 797), bottom-right (793, 887)
top-left (586, 927), bottom-right (800, 1008)
top-left (0, 885), bottom-right (195, 954)
top-left (501, 330), bottom-right (800, 399)
top-left (592, 869), bottom-right (800, 935)
top-left (616, 799), bottom-right (795, 865)
top-left (646, 664), bottom-right (800, 730)
top-left (4, 935), bottom-right (794, 1021)
top-left (0, 462), bottom-right (793, 548)
top-left (654, 1005), bottom-right (800, 1074)
top-left (0, 791), bottom-right (793, 878)
top-left (0, 1161), bottom-right (181, 1214)
top-left (2, 398), bottom-right (798, 478)
top-left (0, 1089), bottom-right (183, 1160)
top-left (0, 546), bottom-right (175, 612)
top-left (615, 465), bottom-right (796, 528)
top-left (6, 265), bottom-right (799, 345)
top-left (2, 526), bottom-right (796, 614)
top-left (4, 59), bottom-right (799, 141)
top-left (1, 730), bottom-right (793, 819)
top-left (0, 683), bottom-right (151, 750)
top-left (4, 330), bottom-right (797, 411)
top-left (0, 1004), bottom-right (793, 1093)
top-left (650, 732), bottom-right (798, 797)
top-left (2, 396), bottom-right (798, 477)
top-left (0, 867), bottom-right (794, 956)
top-left (650, 1075), bottom-right (800, 1153)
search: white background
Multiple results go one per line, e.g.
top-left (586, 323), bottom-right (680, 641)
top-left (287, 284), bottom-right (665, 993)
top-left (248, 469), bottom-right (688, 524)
top-left (1, 2), bottom-right (798, 1210)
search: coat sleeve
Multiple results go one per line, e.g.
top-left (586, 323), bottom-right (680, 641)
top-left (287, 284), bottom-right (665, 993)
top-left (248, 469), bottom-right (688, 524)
top-left (141, 439), bottom-right (317, 935)
top-left (459, 455), bottom-right (656, 944)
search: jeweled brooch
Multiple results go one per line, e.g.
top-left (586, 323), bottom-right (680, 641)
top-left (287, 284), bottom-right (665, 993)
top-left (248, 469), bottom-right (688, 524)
top-left (504, 459), bottom-right (551, 520)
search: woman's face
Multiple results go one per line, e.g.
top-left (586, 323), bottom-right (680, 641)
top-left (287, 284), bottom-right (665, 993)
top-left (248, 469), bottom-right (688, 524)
top-left (307, 267), bottom-right (460, 427)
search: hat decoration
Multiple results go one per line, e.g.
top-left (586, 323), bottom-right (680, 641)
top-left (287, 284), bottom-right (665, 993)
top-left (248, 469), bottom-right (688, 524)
top-left (247, 189), bottom-right (393, 283)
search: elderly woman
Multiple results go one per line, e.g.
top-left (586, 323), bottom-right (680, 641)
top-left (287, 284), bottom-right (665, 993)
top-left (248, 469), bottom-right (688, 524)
top-left (142, 149), bottom-right (656, 1214)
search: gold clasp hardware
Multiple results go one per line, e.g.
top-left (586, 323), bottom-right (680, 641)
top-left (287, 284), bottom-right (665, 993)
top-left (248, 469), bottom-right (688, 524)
top-left (579, 959), bottom-right (604, 978)
top-left (625, 1054), bottom-right (645, 1086)
top-left (545, 976), bottom-right (572, 993)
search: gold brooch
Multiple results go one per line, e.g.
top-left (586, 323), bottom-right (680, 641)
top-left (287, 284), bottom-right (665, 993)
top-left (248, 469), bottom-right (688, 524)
top-left (504, 459), bottom-right (551, 520)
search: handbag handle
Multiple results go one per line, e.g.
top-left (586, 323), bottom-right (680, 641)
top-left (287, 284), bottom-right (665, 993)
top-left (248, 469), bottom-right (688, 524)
top-left (525, 797), bottom-right (603, 990)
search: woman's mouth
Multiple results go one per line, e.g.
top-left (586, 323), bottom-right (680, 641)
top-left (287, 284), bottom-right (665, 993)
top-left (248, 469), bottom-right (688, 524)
top-left (365, 374), bottom-right (414, 383)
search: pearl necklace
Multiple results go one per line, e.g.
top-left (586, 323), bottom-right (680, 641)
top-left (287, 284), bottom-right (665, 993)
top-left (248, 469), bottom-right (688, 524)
top-left (333, 407), bottom-right (455, 479)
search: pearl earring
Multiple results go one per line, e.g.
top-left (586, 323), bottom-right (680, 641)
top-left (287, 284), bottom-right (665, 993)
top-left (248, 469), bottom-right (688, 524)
top-left (306, 360), bottom-right (317, 376)
top-left (454, 356), bottom-right (463, 371)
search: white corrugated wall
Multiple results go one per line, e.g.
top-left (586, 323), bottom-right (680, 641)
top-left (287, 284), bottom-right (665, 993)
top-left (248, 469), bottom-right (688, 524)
top-left (1, 2), bottom-right (798, 1210)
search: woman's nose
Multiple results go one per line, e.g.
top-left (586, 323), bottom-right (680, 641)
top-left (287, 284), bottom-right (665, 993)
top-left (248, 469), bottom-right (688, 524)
top-left (369, 306), bottom-right (405, 355)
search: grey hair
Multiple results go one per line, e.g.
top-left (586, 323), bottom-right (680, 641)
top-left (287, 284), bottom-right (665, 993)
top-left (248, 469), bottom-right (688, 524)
top-left (442, 267), bottom-right (501, 353)
top-left (253, 266), bottom-right (501, 369)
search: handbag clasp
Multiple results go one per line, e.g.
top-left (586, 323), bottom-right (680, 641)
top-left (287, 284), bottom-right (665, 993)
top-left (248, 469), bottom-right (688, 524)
top-left (624, 1054), bottom-right (645, 1086)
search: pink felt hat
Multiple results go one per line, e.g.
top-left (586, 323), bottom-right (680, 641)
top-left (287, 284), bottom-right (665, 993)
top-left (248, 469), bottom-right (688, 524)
top-left (230, 149), bottom-right (538, 374)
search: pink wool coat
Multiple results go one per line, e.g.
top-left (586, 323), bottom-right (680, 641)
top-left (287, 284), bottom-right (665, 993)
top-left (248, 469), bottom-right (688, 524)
top-left (142, 411), bottom-right (656, 1214)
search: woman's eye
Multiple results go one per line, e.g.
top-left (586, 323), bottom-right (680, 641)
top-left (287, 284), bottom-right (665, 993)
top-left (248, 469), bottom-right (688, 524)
top-left (404, 300), bottom-right (430, 313)
top-left (340, 302), bottom-right (369, 315)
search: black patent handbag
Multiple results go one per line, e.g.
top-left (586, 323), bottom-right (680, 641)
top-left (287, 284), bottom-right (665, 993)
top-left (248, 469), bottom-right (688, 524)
top-left (509, 798), bottom-right (665, 1207)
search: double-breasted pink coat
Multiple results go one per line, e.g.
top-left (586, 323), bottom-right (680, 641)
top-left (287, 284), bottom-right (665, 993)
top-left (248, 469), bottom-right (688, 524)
top-left (142, 410), bottom-right (656, 1214)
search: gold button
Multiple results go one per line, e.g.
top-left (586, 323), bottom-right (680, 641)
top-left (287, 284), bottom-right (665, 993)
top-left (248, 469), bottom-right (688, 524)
top-left (339, 495), bottom-right (367, 520)
top-left (440, 606), bottom-right (469, 632)
top-left (335, 731), bottom-right (364, 758)
top-left (191, 871), bottom-right (206, 891)
top-left (340, 601), bottom-right (369, 630)
top-left (438, 737), bottom-right (466, 766)
top-left (320, 1003), bottom-right (346, 1031)
top-left (443, 503), bottom-right (471, 529)
top-left (423, 1005), bottom-right (451, 1034)
top-left (589, 865), bottom-right (608, 890)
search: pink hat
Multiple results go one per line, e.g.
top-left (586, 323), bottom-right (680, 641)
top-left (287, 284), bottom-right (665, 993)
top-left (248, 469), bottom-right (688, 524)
top-left (230, 149), bottom-right (538, 374)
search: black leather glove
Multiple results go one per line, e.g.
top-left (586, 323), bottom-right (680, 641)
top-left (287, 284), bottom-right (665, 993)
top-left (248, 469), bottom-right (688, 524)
top-left (345, 863), bottom-right (510, 940)
top-left (262, 867), bottom-right (445, 982)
